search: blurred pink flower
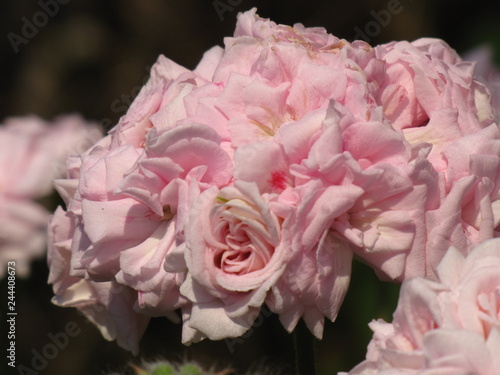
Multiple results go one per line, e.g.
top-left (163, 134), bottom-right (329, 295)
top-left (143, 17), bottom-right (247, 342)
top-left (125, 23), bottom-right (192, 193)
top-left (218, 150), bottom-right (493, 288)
top-left (0, 115), bottom-right (101, 198)
top-left (342, 238), bottom-right (500, 375)
top-left (0, 115), bottom-right (101, 278)
top-left (0, 197), bottom-right (47, 278)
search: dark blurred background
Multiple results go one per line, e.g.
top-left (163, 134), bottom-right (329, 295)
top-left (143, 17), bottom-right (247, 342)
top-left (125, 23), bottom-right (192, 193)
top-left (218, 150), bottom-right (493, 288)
top-left (1, 1), bottom-right (499, 374)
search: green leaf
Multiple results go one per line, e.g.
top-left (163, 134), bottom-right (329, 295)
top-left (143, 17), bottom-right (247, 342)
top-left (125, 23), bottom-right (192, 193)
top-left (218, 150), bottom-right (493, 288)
top-left (179, 364), bottom-right (203, 375)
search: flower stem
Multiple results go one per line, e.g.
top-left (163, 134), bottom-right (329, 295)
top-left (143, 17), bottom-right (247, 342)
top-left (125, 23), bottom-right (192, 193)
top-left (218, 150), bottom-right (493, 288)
top-left (293, 320), bottom-right (317, 375)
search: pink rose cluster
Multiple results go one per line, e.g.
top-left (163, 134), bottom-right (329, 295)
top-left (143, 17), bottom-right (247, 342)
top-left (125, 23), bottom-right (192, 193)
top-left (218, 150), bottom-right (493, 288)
top-left (0, 115), bottom-right (101, 278)
top-left (47, 8), bottom-right (500, 353)
top-left (343, 238), bottom-right (500, 375)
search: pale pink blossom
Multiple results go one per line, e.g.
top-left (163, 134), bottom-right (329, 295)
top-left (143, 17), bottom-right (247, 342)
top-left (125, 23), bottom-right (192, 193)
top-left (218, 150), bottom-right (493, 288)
top-left (48, 8), bottom-right (397, 345)
top-left (342, 238), bottom-right (500, 375)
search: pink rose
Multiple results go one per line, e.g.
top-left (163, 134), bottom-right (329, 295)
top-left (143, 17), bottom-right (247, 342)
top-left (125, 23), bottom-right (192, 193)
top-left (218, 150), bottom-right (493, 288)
top-left (343, 238), bottom-right (500, 375)
top-left (48, 8), bottom-right (393, 345)
top-left (168, 180), bottom-right (292, 343)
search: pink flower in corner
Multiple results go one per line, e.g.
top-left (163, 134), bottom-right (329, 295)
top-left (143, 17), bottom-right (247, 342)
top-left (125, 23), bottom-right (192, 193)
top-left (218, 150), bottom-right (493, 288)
top-left (342, 238), bottom-right (500, 375)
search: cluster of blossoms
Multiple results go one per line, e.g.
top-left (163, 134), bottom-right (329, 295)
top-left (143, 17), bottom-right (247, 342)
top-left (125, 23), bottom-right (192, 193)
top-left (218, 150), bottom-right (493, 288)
top-left (0, 115), bottom-right (101, 278)
top-left (343, 238), bottom-right (500, 374)
top-left (47, 8), bottom-right (500, 354)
